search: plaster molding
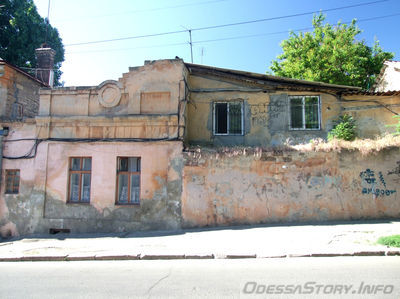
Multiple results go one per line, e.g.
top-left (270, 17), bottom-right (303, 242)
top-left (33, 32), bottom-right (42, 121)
top-left (97, 80), bottom-right (122, 108)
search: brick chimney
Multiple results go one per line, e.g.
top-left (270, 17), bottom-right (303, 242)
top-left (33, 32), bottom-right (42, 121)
top-left (35, 46), bottom-right (56, 87)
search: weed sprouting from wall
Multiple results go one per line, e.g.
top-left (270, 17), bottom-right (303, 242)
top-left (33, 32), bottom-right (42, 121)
top-left (294, 134), bottom-right (400, 156)
top-left (185, 134), bottom-right (400, 162)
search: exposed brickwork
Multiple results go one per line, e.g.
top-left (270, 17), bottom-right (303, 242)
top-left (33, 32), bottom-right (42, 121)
top-left (0, 63), bottom-right (43, 121)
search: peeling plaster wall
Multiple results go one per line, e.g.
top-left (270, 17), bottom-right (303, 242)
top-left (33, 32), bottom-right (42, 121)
top-left (0, 59), bottom-right (187, 237)
top-left (186, 75), bottom-right (342, 147)
top-left (182, 148), bottom-right (400, 227)
top-left (341, 95), bottom-right (400, 138)
top-left (0, 126), bottom-right (183, 236)
top-left (374, 61), bottom-right (400, 92)
top-left (186, 74), bottom-right (400, 147)
top-left (0, 63), bottom-right (42, 120)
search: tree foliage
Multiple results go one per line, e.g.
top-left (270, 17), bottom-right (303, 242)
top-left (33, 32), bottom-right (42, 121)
top-left (0, 0), bottom-right (64, 85)
top-left (270, 13), bottom-right (394, 89)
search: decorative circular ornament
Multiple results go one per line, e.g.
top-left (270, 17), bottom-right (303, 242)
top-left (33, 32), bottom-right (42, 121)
top-left (98, 83), bottom-right (121, 108)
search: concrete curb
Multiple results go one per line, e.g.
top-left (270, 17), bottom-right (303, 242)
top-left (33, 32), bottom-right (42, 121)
top-left (0, 250), bottom-right (399, 261)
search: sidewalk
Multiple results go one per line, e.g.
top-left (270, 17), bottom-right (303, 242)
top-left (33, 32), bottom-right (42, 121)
top-left (0, 220), bottom-right (399, 261)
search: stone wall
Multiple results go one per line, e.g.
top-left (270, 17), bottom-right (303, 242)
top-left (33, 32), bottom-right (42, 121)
top-left (182, 147), bottom-right (400, 227)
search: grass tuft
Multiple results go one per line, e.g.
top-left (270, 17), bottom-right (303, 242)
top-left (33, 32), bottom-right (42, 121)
top-left (377, 235), bottom-right (400, 248)
top-left (292, 134), bottom-right (400, 156)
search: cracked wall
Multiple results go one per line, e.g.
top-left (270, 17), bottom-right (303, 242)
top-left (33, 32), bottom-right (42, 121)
top-left (182, 148), bottom-right (400, 227)
top-left (0, 137), bottom-right (183, 236)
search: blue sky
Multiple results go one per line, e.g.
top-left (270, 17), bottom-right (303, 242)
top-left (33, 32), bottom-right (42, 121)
top-left (33, 0), bottom-right (399, 86)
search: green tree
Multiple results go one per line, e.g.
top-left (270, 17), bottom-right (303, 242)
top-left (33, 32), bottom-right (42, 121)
top-left (270, 13), bottom-right (394, 89)
top-left (0, 0), bottom-right (64, 85)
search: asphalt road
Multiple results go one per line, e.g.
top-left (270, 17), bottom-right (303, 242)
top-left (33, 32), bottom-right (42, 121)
top-left (0, 257), bottom-right (399, 299)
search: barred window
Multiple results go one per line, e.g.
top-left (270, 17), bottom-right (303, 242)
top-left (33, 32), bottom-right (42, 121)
top-left (116, 157), bottom-right (141, 205)
top-left (289, 96), bottom-right (320, 130)
top-left (5, 170), bottom-right (20, 194)
top-left (214, 102), bottom-right (243, 135)
top-left (68, 157), bottom-right (91, 203)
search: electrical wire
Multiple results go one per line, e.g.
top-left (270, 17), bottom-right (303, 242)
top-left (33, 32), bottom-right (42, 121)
top-left (191, 0), bottom-right (388, 32)
top-left (65, 0), bottom-right (388, 47)
top-left (2, 137), bottom-right (180, 160)
top-left (65, 12), bottom-right (400, 55)
top-left (192, 13), bottom-right (400, 44)
top-left (58, 0), bottom-right (229, 22)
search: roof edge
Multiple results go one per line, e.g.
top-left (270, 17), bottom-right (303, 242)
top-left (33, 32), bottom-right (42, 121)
top-left (0, 59), bottom-right (48, 87)
top-left (184, 62), bottom-right (361, 91)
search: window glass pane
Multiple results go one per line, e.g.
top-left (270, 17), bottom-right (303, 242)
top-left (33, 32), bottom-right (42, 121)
top-left (229, 103), bottom-right (242, 134)
top-left (215, 103), bottom-right (227, 134)
top-left (81, 174), bottom-right (91, 202)
top-left (129, 157), bottom-right (139, 172)
top-left (118, 158), bottom-right (129, 172)
top-left (137, 158), bottom-right (141, 172)
top-left (118, 174), bottom-right (128, 203)
top-left (71, 158), bottom-right (81, 170)
top-left (69, 173), bottom-right (80, 202)
top-left (290, 98), bottom-right (303, 129)
top-left (305, 97), bottom-right (319, 129)
top-left (82, 158), bottom-right (91, 171)
top-left (130, 175), bottom-right (140, 204)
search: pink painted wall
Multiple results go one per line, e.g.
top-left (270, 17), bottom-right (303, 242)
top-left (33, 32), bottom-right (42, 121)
top-left (0, 122), bottom-right (183, 236)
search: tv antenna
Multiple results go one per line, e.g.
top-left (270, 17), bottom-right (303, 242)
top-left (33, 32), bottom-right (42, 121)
top-left (181, 26), bottom-right (193, 63)
top-left (44, 0), bottom-right (51, 45)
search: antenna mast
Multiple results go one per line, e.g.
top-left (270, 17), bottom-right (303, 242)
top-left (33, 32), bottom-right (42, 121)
top-left (188, 29), bottom-right (193, 63)
top-left (44, 0), bottom-right (51, 45)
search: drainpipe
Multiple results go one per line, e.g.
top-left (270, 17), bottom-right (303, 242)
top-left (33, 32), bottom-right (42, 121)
top-left (0, 127), bottom-right (9, 190)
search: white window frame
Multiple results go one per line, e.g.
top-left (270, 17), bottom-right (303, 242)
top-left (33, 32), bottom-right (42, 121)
top-left (288, 95), bottom-right (321, 130)
top-left (213, 101), bottom-right (244, 136)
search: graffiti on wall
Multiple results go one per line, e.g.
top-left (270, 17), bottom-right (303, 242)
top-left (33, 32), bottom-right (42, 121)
top-left (388, 161), bottom-right (400, 176)
top-left (268, 100), bottom-right (287, 120)
top-left (250, 103), bottom-right (268, 126)
top-left (360, 168), bottom-right (396, 197)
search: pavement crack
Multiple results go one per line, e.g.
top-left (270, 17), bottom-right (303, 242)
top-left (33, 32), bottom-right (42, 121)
top-left (146, 269), bottom-right (171, 298)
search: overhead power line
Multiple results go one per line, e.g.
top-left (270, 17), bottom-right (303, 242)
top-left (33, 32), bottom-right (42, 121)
top-left (58, 0), bottom-right (229, 22)
top-left (192, 13), bottom-right (400, 44)
top-left (190, 0), bottom-right (388, 32)
top-left (65, 12), bottom-right (400, 55)
top-left (65, 0), bottom-right (388, 47)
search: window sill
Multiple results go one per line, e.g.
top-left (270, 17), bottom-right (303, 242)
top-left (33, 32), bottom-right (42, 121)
top-left (115, 202), bottom-right (141, 206)
top-left (213, 133), bottom-right (244, 136)
top-left (289, 128), bottom-right (321, 131)
top-left (66, 202), bottom-right (91, 205)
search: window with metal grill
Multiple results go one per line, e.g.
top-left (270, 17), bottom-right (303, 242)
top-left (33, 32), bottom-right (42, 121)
top-left (68, 157), bottom-right (91, 203)
top-left (214, 102), bottom-right (243, 135)
top-left (116, 157), bottom-right (141, 205)
top-left (5, 170), bottom-right (20, 194)
top-left (289, 96), bottom-right (321, 130)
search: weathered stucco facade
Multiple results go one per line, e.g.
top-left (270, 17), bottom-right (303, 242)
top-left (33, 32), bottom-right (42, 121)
top-left (0, 60), bottom-right (46, 121)
top-left (184, 63), bottom-right (400, 147)
top-left (374, 60), bottom-right (400, 92)
top-left (0, 59), bottom-right (187, 236)
top-left (1, 59), bottom-right (399, 237)
top-left (182, 148), bottom-right (400, 227)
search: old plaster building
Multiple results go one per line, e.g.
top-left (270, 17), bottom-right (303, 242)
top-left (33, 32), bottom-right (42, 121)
top-left (374, 60), bottom-right (400, 92)
top-left (0, 59), bottom-right (399, 236)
